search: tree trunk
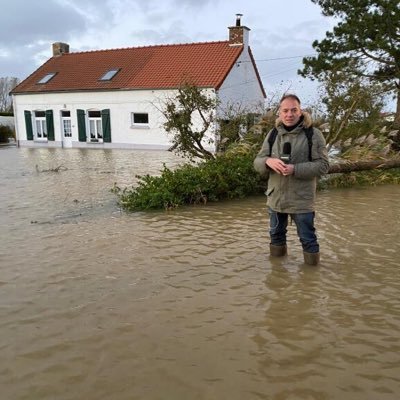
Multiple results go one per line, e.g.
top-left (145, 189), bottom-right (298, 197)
top-left (395, 86), bottom-right (400, 130)
top-left (328, 159), bottom-right (400, 174)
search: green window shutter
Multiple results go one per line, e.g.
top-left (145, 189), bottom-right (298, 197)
top-left (77, 109), bottom-right (87, 142)
top-left (24, 110), bottom-right (33, 140)
top-left (101, 109), bottom-right (111, 143)
top-left (46, 110), bottom-right (55, 141)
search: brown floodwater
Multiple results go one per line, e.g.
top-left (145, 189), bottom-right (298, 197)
top-left (1, 147), bottom-right (399, 400)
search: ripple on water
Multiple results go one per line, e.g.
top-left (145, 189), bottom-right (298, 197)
top-left (1, 149), bottom-right (400, 399)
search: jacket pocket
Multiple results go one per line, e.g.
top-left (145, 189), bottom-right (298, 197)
top-left (266, 187), bottom-right (275, 197)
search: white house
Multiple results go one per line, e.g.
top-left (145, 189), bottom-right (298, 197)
top-left (11, 15), bottom-right (265, 150)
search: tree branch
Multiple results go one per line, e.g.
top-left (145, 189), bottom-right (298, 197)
top-left (359, 47), bottom-right (395, 66)
top-left (328, 159), bottom-right (400, 174)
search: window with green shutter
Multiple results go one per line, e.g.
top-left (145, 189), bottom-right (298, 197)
top-left (76, 109), bottom-right (111, 143)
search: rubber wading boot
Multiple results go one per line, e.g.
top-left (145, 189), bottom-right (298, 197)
top-left (303, 251), bottom-right (320, 266)
top-left (270, 244), bottom-right (287, 257)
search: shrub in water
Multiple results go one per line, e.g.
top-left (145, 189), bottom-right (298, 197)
top-left (0, 125), bottom-right (14, 143)
top-left (114, 151), bottom-right (266, 211)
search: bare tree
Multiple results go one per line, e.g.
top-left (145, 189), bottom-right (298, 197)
top-left (0, 77), bottom-right (20, 113)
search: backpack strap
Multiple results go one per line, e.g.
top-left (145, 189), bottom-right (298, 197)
top-left (267, 127), bottom-right (278, 157)
top-left (305, 126), bottom-right (314, 162)
top-left (268, 125), bottom-right (314, 161)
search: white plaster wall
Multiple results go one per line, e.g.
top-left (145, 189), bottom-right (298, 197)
top-left (217, 48), bottom-right (265, 118)
top-left (13, 88), bottom-right (217, 149)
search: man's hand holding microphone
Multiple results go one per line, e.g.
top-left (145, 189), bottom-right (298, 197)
top-left (265, 142), bottom-right (294, 176)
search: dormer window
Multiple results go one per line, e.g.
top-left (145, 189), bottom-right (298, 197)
top-left (37, 72), bottom-right (56, 84)
top-left (99, 69), bottom-right (120, 81)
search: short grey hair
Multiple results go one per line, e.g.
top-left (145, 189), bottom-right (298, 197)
top-left (280, 94), bottom-right (301, 105)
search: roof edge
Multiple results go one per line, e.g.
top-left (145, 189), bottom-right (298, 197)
top-left (11, 86), bottom-right (218, 96)
top-left (63, 40), bottom-right (231, 56)
top-left (248, 47), bottom-right (266, 98)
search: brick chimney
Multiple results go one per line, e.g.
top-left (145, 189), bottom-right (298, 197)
top-left (228, 14), bottom-right (250, 48)
top-left (52, 42), bottom-right (70, 56)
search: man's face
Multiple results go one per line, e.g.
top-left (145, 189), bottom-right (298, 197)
top-left (279, 98), bottom-right (302, 127)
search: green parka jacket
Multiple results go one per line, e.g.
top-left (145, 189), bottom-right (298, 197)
top-left (253, 112), bottom-right (329, 213)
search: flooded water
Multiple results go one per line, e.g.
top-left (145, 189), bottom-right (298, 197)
top-left (1, 147), bottom-right (400, 400)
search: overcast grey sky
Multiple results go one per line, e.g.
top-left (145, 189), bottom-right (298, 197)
top-left (0, 0), bottom-right (335, 105)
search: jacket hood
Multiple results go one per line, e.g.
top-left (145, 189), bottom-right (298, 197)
top-left (275, 111), bottom-right (313, 129)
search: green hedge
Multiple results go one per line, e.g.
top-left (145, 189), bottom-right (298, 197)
top-left (0, 125), bottom-right (14, 143)
top-left (113, 152), bottom-right (266, 211)
top-left (112, 149), bottom-right (400, 212)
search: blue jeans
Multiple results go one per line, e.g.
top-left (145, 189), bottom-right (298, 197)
top-left (268, 208), bottom-right (319, 253)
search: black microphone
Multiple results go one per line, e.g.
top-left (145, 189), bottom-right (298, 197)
top-left (281, 142), bottom-right (291, 164)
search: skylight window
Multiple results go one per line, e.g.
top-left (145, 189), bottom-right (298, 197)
top-left (37, 72), bottom-right (56, 84)
top-left (99, 69), bottom-right (120, 81)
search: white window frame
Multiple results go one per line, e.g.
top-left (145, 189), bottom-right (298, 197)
top-left (61, 110), bottom-right (72, 137)
top-left (131, 112), bottom-right (149, 129)
top-left (37, 72), bottom-right (56, 84)
top-left (34, 110), bottom-right (47, 140)
top-left (99, 69), bottom-right (120, 81)
top-left (88, 110), bottom-right (103, 142)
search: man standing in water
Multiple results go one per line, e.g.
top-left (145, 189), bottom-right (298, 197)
top-left (253, 94), bottom-right (329, 265)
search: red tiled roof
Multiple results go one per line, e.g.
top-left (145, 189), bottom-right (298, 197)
top-left (13, 41), bottom-right (261, 94)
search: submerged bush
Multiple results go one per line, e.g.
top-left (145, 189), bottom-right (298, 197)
top-left (0, 125), bottom-right (14, 143)
top-left (113, 151), bottom-right (266, 211)
top-left (112, 139), bottom-right (400, 212)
